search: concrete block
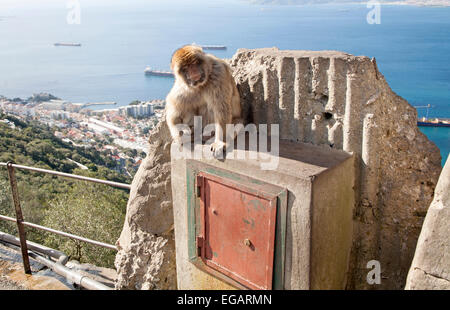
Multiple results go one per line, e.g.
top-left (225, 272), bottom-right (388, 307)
top-left (171, 139), bottom-right (355, 289)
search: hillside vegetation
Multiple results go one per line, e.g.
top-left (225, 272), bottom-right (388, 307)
top-left (0, 113), bottom-right (130, 268)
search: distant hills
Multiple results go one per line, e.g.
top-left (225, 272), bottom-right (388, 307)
top-left (243, 0), bottom-right (450, 7)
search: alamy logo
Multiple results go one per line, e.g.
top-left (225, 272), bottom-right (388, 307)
top-left (66, 0), bottom-right (81, 25)
top-left (171, 116), bottom-right (280, 171)
top-left (366, 260), bottom-right (381, 285)
top-left (367, 1), bottom-right (381, 25)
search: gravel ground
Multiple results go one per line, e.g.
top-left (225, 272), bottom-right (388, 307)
top-left (0, 275), bottom-right (27, 290)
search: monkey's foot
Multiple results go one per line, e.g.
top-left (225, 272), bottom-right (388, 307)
top-left (210, 141), bottom-right (226, 159)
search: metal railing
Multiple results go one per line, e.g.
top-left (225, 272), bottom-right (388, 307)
top-left (0, 161), bottom-right (130, 275)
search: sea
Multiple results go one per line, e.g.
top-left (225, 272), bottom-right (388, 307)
top-left (0, 0), bottom-right (448, 165)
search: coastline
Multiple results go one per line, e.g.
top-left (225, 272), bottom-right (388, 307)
top-left (246, 1), bottom-right (450, 7)
top-left (366, 1), bottom-right (450, 7)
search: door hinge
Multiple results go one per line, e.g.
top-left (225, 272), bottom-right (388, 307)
top-left (196, 175), bottom-right (203, 198)
top-left (196, 236), bottom-right (204, 257)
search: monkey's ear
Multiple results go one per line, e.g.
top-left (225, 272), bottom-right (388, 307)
top-left (170, 47), bottom-right (183, 71)
top-left (170, 58), bottom-right (177, 71)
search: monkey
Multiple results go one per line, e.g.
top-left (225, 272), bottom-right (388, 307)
top-left (165, 45), bottom-right (242, 157)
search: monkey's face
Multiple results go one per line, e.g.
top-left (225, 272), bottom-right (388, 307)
top-left (180, 60), bottom-right (207, 88)
top-left (171, 45), bottom-right (209, 88)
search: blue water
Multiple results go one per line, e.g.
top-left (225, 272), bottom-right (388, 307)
top-left (0, 0), bottom-right (448, 165)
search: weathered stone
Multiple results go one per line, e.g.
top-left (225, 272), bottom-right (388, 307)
top-left (114, 118), bottom-right (177, 290)
top-left (115, 48), bottom-right (441, 290)
top-left (405, 155), bottom-right (450, 290)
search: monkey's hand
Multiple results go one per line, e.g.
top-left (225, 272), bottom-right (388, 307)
top-left (210, 141), bottom-right (226, 158)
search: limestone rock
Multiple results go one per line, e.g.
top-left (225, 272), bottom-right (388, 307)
top-left (405, 156), bottom-right (450, 290)
top-left (114, 118), bottom-right (177, 290)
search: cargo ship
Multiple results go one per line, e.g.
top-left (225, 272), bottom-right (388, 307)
top-left (200, 45), bottom-right (227, 50)
top-left (54, 43), bottom-right (81, 47)
top-left (191, 42), bottom-right (227, 50)
top-left (415, 105), bottom-right (450, 127)
top-left (144, 66), bottom-right (174, 77)
top-left (417, 117), bottom-right (450, 127)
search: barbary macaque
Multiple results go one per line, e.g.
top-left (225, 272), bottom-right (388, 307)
top-left (165, 45), bottom-right (242, 157)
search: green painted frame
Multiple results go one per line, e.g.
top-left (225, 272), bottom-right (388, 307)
top-left (186, 159), bottom-right (288, 290)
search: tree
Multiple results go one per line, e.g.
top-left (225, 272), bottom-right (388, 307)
top-left (142, 126), bottom-right (151, 135)
top-left (0, 178), bottom-right (15, 234)
top-left (129, 100), bottom-right (141, 106)
top-left (42, 182), bottom-right (128, 267)
top-left (87, 163), bottom-right (98, 172)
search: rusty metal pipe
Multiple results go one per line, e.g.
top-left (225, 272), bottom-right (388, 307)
top-left (21, 221), bottom-right (118, 251)
top-left (0, 214), bottom-right (117, 251)
top-left (6, 162), bottom-right (31, 274)
top-left (0, 162), bottom-right (131, 190)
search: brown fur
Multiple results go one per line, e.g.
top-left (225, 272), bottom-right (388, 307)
top-left (165, 45), bottom-right (242, 156)
top-left (171, 45), bottom-right (203, 69)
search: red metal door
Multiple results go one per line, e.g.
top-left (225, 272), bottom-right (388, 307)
top-left (196, 172), bottom-right (278, 290)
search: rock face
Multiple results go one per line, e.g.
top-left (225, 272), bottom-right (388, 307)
top-left (114, 48), bottom-right (441, 290)
top-left (405, 156), bottom-right (450, 290)
top-left (114, 119), bottom-right (177, 290)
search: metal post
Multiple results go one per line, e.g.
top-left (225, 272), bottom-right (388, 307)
top-left (6, 161), bottom-right (31, 274)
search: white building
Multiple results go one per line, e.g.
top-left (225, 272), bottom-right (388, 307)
top-left (89, 118), bottom-right (125, 135)
top-left (38, 100), bottom-right (68, 111)
top-left (123, 102), bottom-right (154, 118)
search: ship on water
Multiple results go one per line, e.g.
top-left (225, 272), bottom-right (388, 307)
top-left (415, 104), bottom-right (450, 127)
top-left (417, 117), bottom-right (450, 127)
top-left (144, 66), bottom-right (174, 77)
top-left (54, 43), bottom-right (81, 47)
top-left (200, 45), bottom-right (227, 50)
top-left (191, 42), bottom-right (227, 50)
